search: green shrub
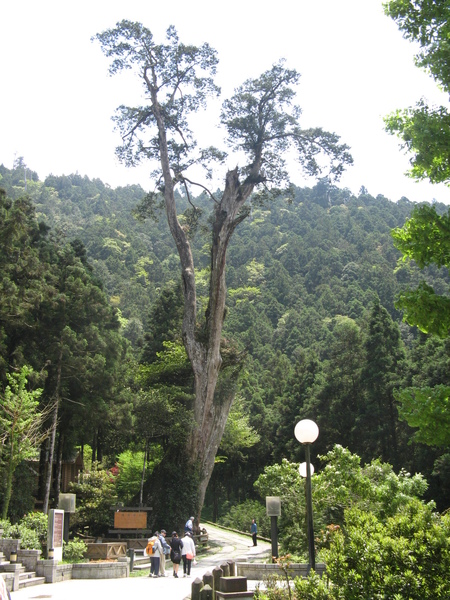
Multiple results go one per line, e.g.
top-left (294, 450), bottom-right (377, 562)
top-left (20, 512), bottom-right (48, 548)
top-left (293, 572), bottom-right (333, 600)
top-left (8, 523), bottom-right (40, 550)
top-left (0, 519), bottom-right (12, 536)
top-left (0, 513), bottom-right (47, 550)
top-left (254, 446), bottom-right (429, 556)
top-left (254, 570), bottom-right (332, 600)
top-left (324, 499), bottom-right (450, 600)
top-left (63, 538), bottom-right (87, 563)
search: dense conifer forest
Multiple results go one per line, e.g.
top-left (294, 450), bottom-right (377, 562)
top-left (0, 160), bottom-right (449, 523)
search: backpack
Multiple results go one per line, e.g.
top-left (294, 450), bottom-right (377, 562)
top-left (146, 540), bottom-right (155, 555)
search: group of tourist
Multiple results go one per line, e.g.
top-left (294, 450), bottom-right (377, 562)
top-left (147, 516), bottom-right (197, 578)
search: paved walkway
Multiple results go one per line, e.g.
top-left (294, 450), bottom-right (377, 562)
top-left (10, 524), bottom-right (271, 600)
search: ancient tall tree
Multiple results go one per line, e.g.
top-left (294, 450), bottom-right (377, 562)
top-left (95, 21), bottom-right (353, 522)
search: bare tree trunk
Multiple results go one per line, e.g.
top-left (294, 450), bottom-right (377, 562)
top-left (97, 425), bottom-right (103, 463)
top-left (53, 434), bottom-right (63, 508)
top-left (42, 400), bottom-right (58, 514)
top-left (2, 440), bottom-right (15, 519)
top-left (42, 341), bottom-right (63, 514)
top-left (38, 440), bottom-right (49, 502)
top-left (139, 440), bottom-right (148, 509)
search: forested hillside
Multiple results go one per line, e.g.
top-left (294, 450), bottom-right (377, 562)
top-left (0, 160), bottom-right (449, 520)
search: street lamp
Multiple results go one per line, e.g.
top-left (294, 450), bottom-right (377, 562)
top-left (295, 419), bottom-right (319, 571)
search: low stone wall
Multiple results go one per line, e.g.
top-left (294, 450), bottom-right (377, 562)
top-left (236, 562), bottom-right (326, 580)
top-left (36, 558), bottom-right (129, 582)
top-left (72, 558), bottom-right (129, 579)
top-left (36, 561), bottom-right (73, 583)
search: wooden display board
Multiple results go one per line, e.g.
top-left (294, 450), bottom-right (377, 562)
top-left (114, 511), bottom-right (147, 529)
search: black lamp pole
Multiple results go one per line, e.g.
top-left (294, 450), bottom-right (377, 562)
top-left (295, 419), bottom-right (319, 573)
top-left (304, 443), bottom-right (315, 571)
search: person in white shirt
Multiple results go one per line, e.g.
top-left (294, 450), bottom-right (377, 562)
top-left (180, 531), bottom-right (196, 577)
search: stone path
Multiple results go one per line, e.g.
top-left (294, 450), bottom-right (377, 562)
top-left (10, 524), bottom-right (271, 600)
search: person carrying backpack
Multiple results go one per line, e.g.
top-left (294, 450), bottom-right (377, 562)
top-left (146, 533), bottom-right (163, 577)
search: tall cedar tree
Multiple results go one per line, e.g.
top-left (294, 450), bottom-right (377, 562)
top-left (94, 21), bottom-right (353, 526)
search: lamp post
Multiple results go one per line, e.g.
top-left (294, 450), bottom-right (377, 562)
top-left (295, 419), bottom-right (319, 572)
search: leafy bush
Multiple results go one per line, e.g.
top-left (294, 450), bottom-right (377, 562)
top-left (293, 572), bottom-right (332, 600)
top-left (63, 538), bottom-right (87, 563)
top-left (218, 499), bottom-right (270, 538)
top-left (8, 523), bottom-right (40, 550)
top-left (0, 519), bottom-right (12, 536)
top-left (254, 445), bottom-right (429, 555)
top-left (254, 569), bottom-right (332, 600)
top-left (0, 513), bottom-right (47, 551)
top-left (19, 512), bottom-right (48, 548)
top-left (324, 499), bottom-right (450, 600)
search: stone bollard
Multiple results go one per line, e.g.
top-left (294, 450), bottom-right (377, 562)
top-left (191, 576), bottom-right (203, 600)
top-left (219, 562), bottom-right (230, 578)
top-left (203, 571), bottom-right (214, 589)
top-left (212, 565), bottom-right (223, 598)
top-left (200, 584), bottom-right (213, 600)
top-left (227, 560), bottom-right (236, 576)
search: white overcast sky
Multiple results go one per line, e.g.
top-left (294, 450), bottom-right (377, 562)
top-left (2, 0), bottom-right (450, 204)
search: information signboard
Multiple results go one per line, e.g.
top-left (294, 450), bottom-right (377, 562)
top-left (114, 511), bottom-right (147, 529)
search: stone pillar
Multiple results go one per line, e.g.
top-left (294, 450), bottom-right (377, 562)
top-left (9, 565), bottom-right (22, 592)
top-left (219, 562), bottom-right (230, 578)
top-left (227, 560), bottom-right (236, 576)
top-left (212, 565), bottom-right (223, 598)
top-left (200, 584), bottom-right (213, 600)
top-left (36, 559), bottom-right (58, 583)
top-left (191, 576), bottom-right (203, 600)
top-left (203, 571), bottom-right (213, 589)
top-left (117, 556), bottom-right (130, 577)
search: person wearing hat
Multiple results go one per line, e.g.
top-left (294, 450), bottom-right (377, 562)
top-left (169, 531), bottom-right (183, 578)
top-left (158, 529), bottom-right (171, 577)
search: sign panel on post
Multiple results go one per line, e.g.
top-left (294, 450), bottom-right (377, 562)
top-left (48, 509), bottom-right (64, 561)
top-left (114, 511), bottom-right (147, 529)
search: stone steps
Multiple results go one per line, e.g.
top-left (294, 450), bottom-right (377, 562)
top-left (19, 571), bottom-right (46, 589)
